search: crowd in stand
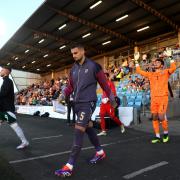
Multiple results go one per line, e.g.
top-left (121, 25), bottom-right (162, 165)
top-left (105, 57), bottom-right (135, 81)
top-left (15, 77), bottom-right (68, 106)
top-left (103, 55), bottom-right (150, 92)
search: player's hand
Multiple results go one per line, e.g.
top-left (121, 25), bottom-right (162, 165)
top-left (58, 94), bottom-right (65, 103)
top-left (164, 48), bottom-right (172, 57)
top-left (134, 52), bottom-right (140, 64)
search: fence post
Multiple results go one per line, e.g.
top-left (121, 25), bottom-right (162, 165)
top-left (133, 108), bottom-right (138, 125)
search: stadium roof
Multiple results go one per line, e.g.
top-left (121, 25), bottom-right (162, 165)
top-left (0, 0), bottom-right (179, 74)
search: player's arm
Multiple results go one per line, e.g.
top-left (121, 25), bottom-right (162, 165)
top-left (136, 64), bottom-right (151, 78)
top-left (164, 47), bottom-right (176, 74)
top-left (95, 64), bottom-right (117, 107)
top-left (63, 76), bottom-right (74, 97)
top-left (134, 52), bottom-right (150, 78)
top-left (167, 60), bottom-right (176, 74)
top-left (59, 73), bottom-right (74, 102)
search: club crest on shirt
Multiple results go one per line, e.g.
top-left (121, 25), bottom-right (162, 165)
top-left (85, 69), bottom-right (88, 73)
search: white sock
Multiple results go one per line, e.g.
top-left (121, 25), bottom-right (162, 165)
top-left (10, 123), bottom-right (28, 143)
top-left (66, 163), bottom-right (73, 170)
top-left (97, 149), bottom-right (104, 155)
top-left (164, 131), bottom-right (168, 135)
top-left (155, 133), bottom-right (160, 138)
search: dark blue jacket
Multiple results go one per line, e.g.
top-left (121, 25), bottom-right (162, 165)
top-left (63, 58), bottom-right (115, 103)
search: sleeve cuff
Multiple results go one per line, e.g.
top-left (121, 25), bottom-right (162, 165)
top-left (170, 60), bottom-right (174, 63)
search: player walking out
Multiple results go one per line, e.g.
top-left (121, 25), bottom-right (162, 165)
top-left (55, 44), bottom-right (118, 177)
top-left (0, 66), bottom-right (29, 149)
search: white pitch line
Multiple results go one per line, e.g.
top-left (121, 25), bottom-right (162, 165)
top-left (123, 161), bottom-right (169, 179)
top-left (32, 135), bottom-right (63, 141)
top-left (9, 136), bottom-right (143, 164)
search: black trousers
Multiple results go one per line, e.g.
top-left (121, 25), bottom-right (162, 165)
top-left (67, 101), bottom-right (76, 123)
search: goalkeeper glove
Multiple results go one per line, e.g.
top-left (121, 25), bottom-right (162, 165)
top-left (164, 47), bottom-right (172, 58)
top-left (134, 52), bottom-right (140, 64)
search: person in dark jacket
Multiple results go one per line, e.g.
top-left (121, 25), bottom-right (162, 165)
top-left (55, 44), bottom-right (118, 178)
top-left (0, 66), bottom-right (29, 149)
top-left (66, 94), bottom-right (76, 125)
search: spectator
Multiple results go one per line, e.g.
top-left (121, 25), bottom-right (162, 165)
top-left (66, 94), bottom-right (76, 125)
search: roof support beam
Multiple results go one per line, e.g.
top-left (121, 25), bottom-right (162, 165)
top-left (30, 28), bottom-right (105, 54)
top-left (130, 0), bottom-right (179, 31)
top-left (46, 4), bottom-right (134, 44)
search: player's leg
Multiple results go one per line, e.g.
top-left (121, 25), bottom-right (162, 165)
top-left (151, 113), bottom-right (161, 143)
top-left (55, 117), bottom-right (86, 176)
top-left (55, 102), bottom-right (97, 177)
top-left (107, 104), bottom-right (125, 133)
top-left (151, 99), bottom-right (161, 143)
top-left (97, 103), bottom-right (107, 136)
top-left (2, 112), bottom-right (29, 149)
top-left (86, 121), bottom-right (106, 164)
top-left (158, 96), bottom-right (169, 143)
top-left (86, 102), bottom-right (106, 164)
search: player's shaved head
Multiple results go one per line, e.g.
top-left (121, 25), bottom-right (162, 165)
top-left (70, 44), bottom-right (85, 64)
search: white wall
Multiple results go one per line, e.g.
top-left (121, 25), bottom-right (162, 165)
top-left (11, 69), bottom-right (41, 91)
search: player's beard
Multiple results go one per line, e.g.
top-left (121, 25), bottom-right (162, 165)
top-left (75, 56), bottom-right (84, 64)
top-left (76, 57), bottom-right (82, 63)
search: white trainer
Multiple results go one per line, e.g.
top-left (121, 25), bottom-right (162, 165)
top-left (16, 141), bottom-right (29, 150)
top-left (120, 125), bottom-right (125, 133)
top-left (97, 131), bottom-right (107, 136)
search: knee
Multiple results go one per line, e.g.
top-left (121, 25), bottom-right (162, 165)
top-left (75, 124), bottom-right (86, 132)
top-left (88, 121), bottom-right (93, 128)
